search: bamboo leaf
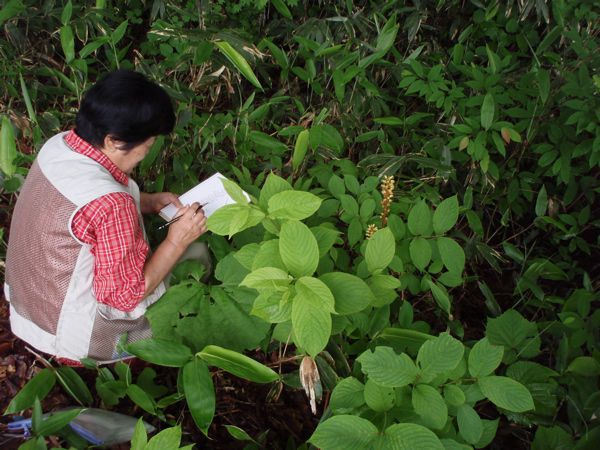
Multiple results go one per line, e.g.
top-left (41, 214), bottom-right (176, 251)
top-left (215, 40), bottom-right (262, 89)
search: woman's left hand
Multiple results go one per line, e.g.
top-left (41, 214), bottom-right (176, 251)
top-left (140, 192), bottom-right (182, 214)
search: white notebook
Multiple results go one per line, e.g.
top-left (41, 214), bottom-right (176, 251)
top-left (159, 172), bottom-right (249, 221)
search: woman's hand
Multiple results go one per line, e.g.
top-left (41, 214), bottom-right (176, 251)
top-left (140, 192), bottom-right (182, 214)
top-left (165, 203), bottom-right (207, 249)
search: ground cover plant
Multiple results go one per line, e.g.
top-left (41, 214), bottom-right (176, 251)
top-left (0, 0), bottom-right (599, 448)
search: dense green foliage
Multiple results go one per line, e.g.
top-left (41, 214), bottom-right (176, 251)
top-left (1, 0), bottom-right (599, 449)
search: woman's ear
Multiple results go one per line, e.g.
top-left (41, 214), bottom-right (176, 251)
top-left (103, 135), bottom-right (127, 151)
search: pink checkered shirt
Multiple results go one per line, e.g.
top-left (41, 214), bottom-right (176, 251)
top-left (65, 130), bottom-right (148, 312)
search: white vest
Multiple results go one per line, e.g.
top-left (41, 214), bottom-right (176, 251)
top-left (5, 132), bottom-right (165, 363)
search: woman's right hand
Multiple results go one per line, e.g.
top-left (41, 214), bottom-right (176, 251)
top-left (165, 203), bottom-right (207, 248)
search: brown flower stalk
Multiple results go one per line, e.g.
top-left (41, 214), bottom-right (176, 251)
top-left (379, 175), bottom-right (395, 227)
top-left (365, 224), bottom-right (378, 240)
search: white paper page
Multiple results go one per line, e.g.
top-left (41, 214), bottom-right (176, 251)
top-left (159, 172), bottom-right (249, 221)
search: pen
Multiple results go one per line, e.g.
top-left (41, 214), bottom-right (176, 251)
top-left (157, 203), bottom-right (205, 231)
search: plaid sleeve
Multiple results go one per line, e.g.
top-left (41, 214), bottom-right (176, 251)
top-left (71, 192), bottom-right (149, 311)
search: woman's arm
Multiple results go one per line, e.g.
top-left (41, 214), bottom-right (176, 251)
top-left (142, 203), bottom-right (207, 296)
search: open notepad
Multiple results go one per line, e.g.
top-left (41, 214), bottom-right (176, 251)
top-left (159, 172), bottom-right (249, 221)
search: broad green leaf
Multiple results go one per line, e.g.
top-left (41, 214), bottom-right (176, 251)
top-left (221, 178), bottom-right (249, 204)
top-left (251, 290), bottom-right (292, 323)
top-left (356, 347), bottom-right (418, 387)
top-left (566, 356), bottom-right (600, 377)
top-left (476, 419), bottom-right (499, 448)
top-left (426, 279), bottom-right (451, 315)
top-left (468, 337), bottom-right (504, 377)
top-left (439, 439), bottom-right (472, 450)
top-left (60, 25), bottom-right (75, 63)
top-left (126, 384), bottom-right (156, 414)
top-left (146, 426), bottom-right (182, 450)
top-left (292, 129), bottom-right (310, 170)
top-left (478, 376), bottom-right (534, 412)
top-left (197, 345), bottom-right (279, 383)
top-left (259, 173), bottom-right (292, 210)
top-left (408, 200), bottom-right (433, 236)
top-left (309, 124), bottom-right (344, 153)
top-left (0, 115), bottom-right (17, 176)
top-left (375, 16), bottom-right (399, 54)
top-left (4, 368), bottom-right (56, 414)
top-left (292, 281), bottom-right (333, 357)
top-left (457, 404), bottom-right (483, 444)
top-left (36, 408), bottom-right (82, 437)
top-left (382, 423), bottom-right (444, 450)
top-left (535, 185), bottom-right (548, 217)
top-left (365, 227), bottom-right (396, 273)
top-left (481, 93), bottom-right (494, 130)
top-left (55, 367), bottom-right (93, 406)
top-left (364, 378), bottom-right (395, 412)
top-left (296, 277), bottom-right (335, 312)
top-left (444, 384), bottom-right (466, 406)
top-left (240, 266), bottom-right (290, 291)
top-left (309, 415), bottom-right (378, 450)
top-left (131, 419), bottom-right (148, 450)
top-left (279, 221), bottom-right (319, 277)
top-left (436, 237), bottom-right (465, 274)
top-left (329, 377), bottom-right (365, 413)
top-left (225, 424), bottom-right (256, 442)
top-left (207, 204), bottom-right (265, 237)
top-left (126, 339), bottom-right (192, 367)
top-left (268, 191), bottom-right (322, 220)
top-left (417, 333), bottom-right (464, 381)
top-left (311, 226), bottom-right (341, 257)
top-left (409, 237), bottom-right (431, 271)
top-left (112, 20), bottom-right (128, 45)
top-left (215, 40), bottom-right (262, 89)
top-left (183, 358), bottom-right (215, 435)
top-left (412, 384), bottom-right (448, 430)
top-left (320, 272), bottom-right (374, 315)
top-left (433, 196), bottom-right (459, 234)
top-left (486, 310), bottom-right (539, 357)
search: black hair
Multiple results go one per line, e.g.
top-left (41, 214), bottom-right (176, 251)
top-left (75, 70), bottom-right (175, 150)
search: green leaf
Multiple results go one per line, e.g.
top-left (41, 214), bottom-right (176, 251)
top-left (126, 339), bottom-right (192, 367)
top-left (292, 129), bottom-right (310, 170)
top-left (436, 237), bottom-right (465, 274)
top-left (292, 279), bottom-right (333, 356)
top-left (468, 337), bottom-right (504, 377)
top-left (146, 426), bottom-right (182, 450)
top-left (55, 367), bottom-right (93, 406)
top-left (329, 377), bottom-right (365, 413)
top-left (417, 332), bottom-right (464, 381)
top-left (535, 185), bottom-right (548, 217)
top-left (36, 408), bottom-right (82, 437)
top-left (271, 0), bottom-right (292, 19)
top-left (486, 310), bottom-right (539, 357)
top-left (251, 290), bottom-right (292, 323)
top-left (412, 384), bottom-right (448, 430)
top-left (111, 20), bottom-right (128, 46)
top-left (126, 384), bottom-right (156, 414)
top-left (225, 424), bottom-right (256, 442)
top-left (268, 191), bottom-right (322, 220)
top-left (426, 279), bottom-right (451, 315)
top-left (538, 69), bottom-right (550, 104)
top-left (365, 227), bottom-right (396, 273)
top-left (309, 124), bottom-right (344, 153)
top-left (279, 220), bottom-right (319, 277)
top-left (409, 237), bottom-right (432, 271)
top-left (381, 423), bottom-right (444, 450)
top-left (364, 378), bottom-right (395, 412)
top-left (309, 415), bottom-right (378, 450)
top-left (408, 200), bottom-right (433, 236)
top-left (241, 266), bottom-right (291, 292)
top-left (444, 384), bottom-right (466, 406)
top-left (481, 93), bottom-right (495, 130)
top-left (478, 376), bottom-right (534, 412)
top-left (183, 358), bottom-right (215, 435)
top-left (221, 178), bottom-right (249, 204)
top-left (457, 404), bottom-right (483, 445)
top-left (60, 25), bottom-right (75, 63)
top-left (197, 345), bottom-right (279, 383)
top-left (375, 16), bottom-right (399, 54)
top-left (259, 173), bottom-right (292, 210)
top-left (566, 356), bottom-right (600, 377)
top-left (319, 272), bottom-right (374, 315)
top-left (130, 419), bottom-right (148, 450)
top-left (357, 347), bottom-right (418, 387)
top-left (433, 196), bottom-right (459, 234)
top-left (0, 0), bottom-right (26, 27)
top-left (207, 204), bottom-right (265, 237)
top-left (4, 368), bottom-right (56, 414)
top-left (0, 115), bottom-right (17, 176)
top-left (215, 40), bottom-right (262, 89)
